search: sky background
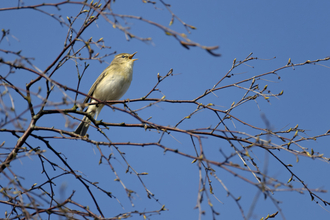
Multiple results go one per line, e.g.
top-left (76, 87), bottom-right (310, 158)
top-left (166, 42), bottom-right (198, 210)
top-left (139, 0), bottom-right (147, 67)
top-left (1, 0), bottom-right (330, 219)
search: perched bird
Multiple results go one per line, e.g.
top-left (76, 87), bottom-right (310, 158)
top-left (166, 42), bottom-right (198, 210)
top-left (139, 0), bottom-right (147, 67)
top-left (74, 52), bottom-right (138, 136)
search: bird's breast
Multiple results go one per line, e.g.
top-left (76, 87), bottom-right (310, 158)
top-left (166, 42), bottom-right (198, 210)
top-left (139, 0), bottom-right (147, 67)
top-left (93, 67), bottom-right (133, 101)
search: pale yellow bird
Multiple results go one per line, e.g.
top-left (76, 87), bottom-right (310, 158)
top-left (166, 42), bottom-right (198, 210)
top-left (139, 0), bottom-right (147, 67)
top-left (74, 52), bottom-right (138, 136)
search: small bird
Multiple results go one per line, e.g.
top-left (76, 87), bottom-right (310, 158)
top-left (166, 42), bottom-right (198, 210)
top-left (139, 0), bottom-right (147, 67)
top-left (74, 52), bottom-right (138, 136)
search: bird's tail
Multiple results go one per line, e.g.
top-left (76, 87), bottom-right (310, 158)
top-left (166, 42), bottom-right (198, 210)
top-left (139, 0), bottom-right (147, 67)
top-left (74, 115), bottom-right (91, 136)
top-left (74, 104), bottom-right (101, 136)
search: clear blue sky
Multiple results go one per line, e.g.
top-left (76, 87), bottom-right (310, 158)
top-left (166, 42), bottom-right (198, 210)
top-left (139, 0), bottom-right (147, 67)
top-left (1, 0), bottom-right (330, 219)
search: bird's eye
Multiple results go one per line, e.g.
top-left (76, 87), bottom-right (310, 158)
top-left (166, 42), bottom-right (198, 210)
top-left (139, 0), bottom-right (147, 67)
top-left (121, 55), bottom-right (126, 58)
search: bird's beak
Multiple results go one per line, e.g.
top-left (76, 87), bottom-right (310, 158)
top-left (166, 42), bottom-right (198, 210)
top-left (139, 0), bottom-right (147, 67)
top-left (129, 52), bottom-right (138, 61)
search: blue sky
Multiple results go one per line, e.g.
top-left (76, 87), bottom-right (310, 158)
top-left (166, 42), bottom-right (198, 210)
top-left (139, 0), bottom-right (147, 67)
top-left (1, 0), bottom-right (330, 219)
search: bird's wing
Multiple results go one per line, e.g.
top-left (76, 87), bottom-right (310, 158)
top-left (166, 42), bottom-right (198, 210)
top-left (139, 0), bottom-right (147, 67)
top-left (83, 67), bottom-right (110, 104)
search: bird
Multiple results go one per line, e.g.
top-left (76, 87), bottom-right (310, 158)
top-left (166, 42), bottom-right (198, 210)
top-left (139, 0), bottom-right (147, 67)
top-left (74, 52), bottom-right (138, 136)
